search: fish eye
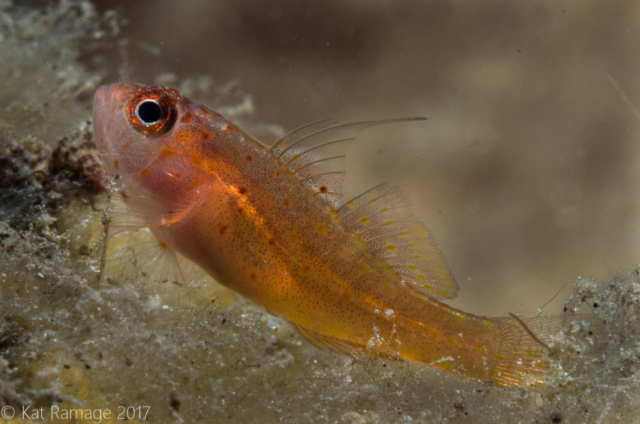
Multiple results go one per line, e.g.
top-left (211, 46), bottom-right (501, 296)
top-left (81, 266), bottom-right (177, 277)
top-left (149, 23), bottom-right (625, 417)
top-left (126, 87), bottom-right (179, 137)
top-left (136, 100), bottom-right (163, 124)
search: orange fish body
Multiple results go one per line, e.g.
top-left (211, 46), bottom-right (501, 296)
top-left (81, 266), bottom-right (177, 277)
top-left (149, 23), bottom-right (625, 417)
top-left (94, 83), bottom-right (553, 387)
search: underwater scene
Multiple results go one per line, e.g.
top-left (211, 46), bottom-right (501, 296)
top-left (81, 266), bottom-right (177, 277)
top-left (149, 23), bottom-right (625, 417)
top-left (1, 0), bottom-right (640, 423)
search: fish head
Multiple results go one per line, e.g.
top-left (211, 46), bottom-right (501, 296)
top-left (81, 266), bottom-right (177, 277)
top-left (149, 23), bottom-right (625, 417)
top-left (93, 83), bottom-right (225, 218)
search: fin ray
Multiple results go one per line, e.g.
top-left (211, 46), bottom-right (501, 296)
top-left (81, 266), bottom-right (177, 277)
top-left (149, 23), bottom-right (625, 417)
top-left (293, 156), bottom-right (346, 179)
top-left (285, 139), bottom-right (353, 169)
top-left (271, 119), bottom-right (339, 157)
top-left (289, 321), bottom-right (364, 357)
top-left (272, 118), bottom-right (426, 207)
top-left (339, 184), bottom-right (458, 299)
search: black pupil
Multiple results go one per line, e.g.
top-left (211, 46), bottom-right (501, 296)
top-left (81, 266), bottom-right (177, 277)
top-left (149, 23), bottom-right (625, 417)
top-left (137, 101), bottom-right (163, 124)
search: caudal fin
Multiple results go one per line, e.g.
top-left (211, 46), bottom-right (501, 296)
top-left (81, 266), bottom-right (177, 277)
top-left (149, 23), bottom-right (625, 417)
top-left (489, 313), bottom-right (602, 387)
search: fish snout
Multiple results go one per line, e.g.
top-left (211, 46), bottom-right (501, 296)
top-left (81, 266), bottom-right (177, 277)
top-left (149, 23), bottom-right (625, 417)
top-left (93, 84), bottom-right (128, 152)
top-left (93, 86), bottom-right (111, 149)
top-left (93, 84), bottom-right (124, 112)
top-left (93, 85), bottom-right (109, 117)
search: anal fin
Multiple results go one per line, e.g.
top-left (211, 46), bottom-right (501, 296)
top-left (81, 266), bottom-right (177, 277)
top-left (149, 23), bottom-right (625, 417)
top-left (289, 321), bottom-right (364, 357)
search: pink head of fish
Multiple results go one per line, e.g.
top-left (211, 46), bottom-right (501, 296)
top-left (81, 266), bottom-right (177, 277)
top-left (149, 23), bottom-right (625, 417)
top-left (92, 83), bottom-right (226, 212)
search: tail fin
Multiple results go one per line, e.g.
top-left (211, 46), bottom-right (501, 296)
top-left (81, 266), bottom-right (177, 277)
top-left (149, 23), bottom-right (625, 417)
top-left (489, 313), bottom-right (602, 387)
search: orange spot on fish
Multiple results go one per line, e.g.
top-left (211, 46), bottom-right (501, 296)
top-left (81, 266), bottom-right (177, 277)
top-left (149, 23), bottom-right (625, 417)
top-left (204, 159), bottom-right (216, 174)
top-left (225, 125), bottom-right (235, 134)
top-left (245, 155), bottom-right (253, 162)
top-left (282, 198), bottom-right (291, 207)
top-left (319, 185), bottom-right (328, 193)
top-left (174, 129), bottom-right (191, 143)
top-left (159, 147), bottom-right (175, 159)
top-left (139, 169), bottom-right (150, 178)
top-left (191, 154), bottom-right (203, 167)
top-left (159, 241), bottom-right (168, 250)
top-left (302, 264), bottom-right (311, 273)
top-left (113, 159), bottom-right (119, 170)
top-left (119, 190), bottom-right (129, 202)
top-left (180, 112), bottom-right (194, 123)
top-left (201, 130), bottom-right (212, 142)
top-left (219, 224), bottom-right (227, 235)
top-left (230, 185), bottom-right (248, 198)
top-left (122, 141), bottom-right (131, 149)
top-left (431, 329), bottom-right (442, 342)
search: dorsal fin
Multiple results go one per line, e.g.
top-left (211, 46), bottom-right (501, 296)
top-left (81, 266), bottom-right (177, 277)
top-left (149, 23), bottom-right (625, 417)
top-left (271, 118), bottom-right (427, 207)
top-left (339, 184), bottom-right (458, 299)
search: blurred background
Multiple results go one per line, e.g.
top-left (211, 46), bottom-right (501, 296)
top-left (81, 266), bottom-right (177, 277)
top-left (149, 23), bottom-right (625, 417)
top-left (92, 0), bottom-right (640, 317)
